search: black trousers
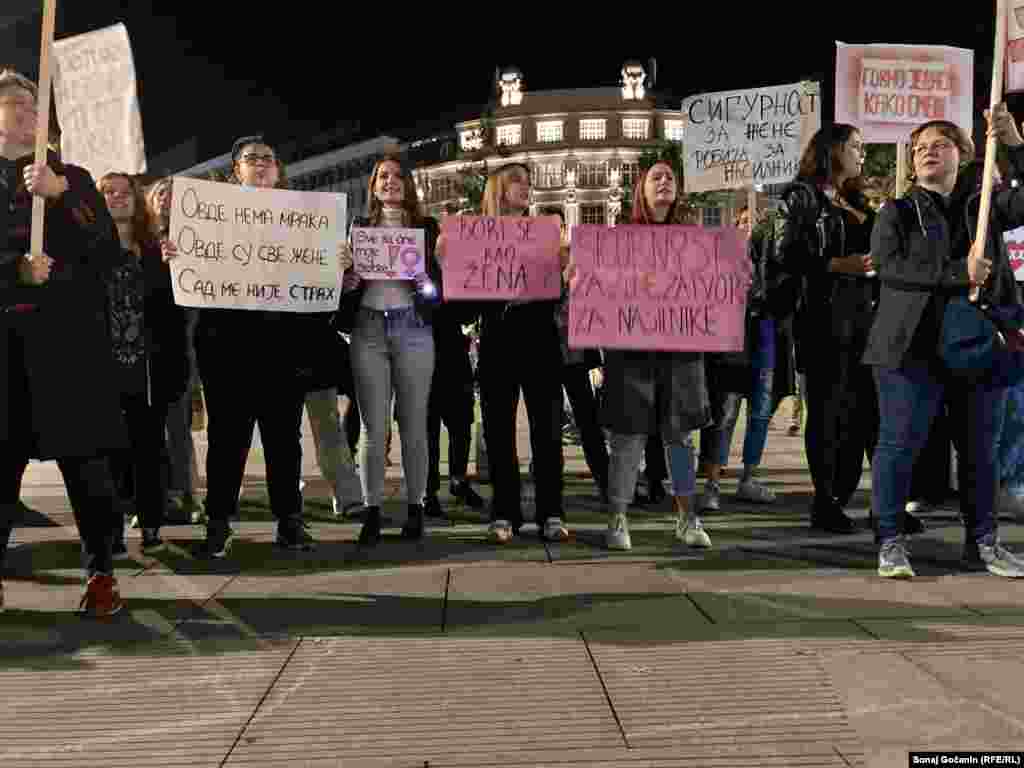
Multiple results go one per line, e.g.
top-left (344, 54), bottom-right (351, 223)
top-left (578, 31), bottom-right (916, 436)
top-left (197, 343), bottom-right (305, 525)
top-left (0, 455), bottom-right (117, 576)
top-left (804, 340), bottom-right (879, 508)
top-left (562, 363), bottom-right (609, 491)
top-left (110, 392), bottom-right (170, 532)
top-left (427, 331), bottom-right (474, 497)
top-left (479, 314), bottom-right (564, 528)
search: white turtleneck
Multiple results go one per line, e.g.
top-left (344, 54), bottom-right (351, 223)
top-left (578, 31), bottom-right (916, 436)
top-left (360, 206), bottom-right (416, 310)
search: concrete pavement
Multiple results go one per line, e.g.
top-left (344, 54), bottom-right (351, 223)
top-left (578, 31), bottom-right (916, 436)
top-left (3, 402), bottom-right (1024, 767)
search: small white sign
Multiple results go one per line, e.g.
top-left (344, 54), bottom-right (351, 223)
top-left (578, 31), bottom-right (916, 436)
top-left (351, 227), bottom-right (425, 279)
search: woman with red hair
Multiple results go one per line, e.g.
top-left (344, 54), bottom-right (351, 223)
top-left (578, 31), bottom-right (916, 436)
top-left (599, 160), bottom-right (711, 551)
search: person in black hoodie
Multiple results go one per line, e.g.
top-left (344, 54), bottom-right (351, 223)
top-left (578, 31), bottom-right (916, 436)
top-left (867, 109), bottom-right (1024, 579)
top-left (0, 69), bottom-right (124, 616)
top-left (98, 172), bottom-right (188, 555)
top-left (773, 124), bottom-right (888, 534)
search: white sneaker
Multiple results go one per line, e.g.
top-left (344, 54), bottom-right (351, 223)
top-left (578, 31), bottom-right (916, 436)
top-left (605, 513), bottom-right (632, 551)
top-left (736, 479), bottom-right (776, 503)
top-left (905, 500), bottom-right (933, 515)
top-left (979, 537), bottom-right (1024, 578)
top-left (698, 482), bottom-right (721, 512)
top-left (676, 515), bottom-right (712, 548)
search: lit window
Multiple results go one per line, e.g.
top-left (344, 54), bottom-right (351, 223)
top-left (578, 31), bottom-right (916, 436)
top-left (620, 161), bottom-right (640, 188)
top-left (664, 119), bottom-right (684, 142)
top-left (579, 119), bottom-right (606, 141)
top-left (702, 207), bottom-right (723, 227)
top-left (581, 204), bottom-right (605, 224)
top-left (623, 118), bottom-right (650, 140)
top-left (460, 129), bottom-right (483, 151)
top-left (577, 162), bottom-right (608, 188)
top-left (496, 124), bottom-right (522, 146)
top-left (533, 162), bottom-right (564, 189)
top-left (536, 120), bottom-right (563, 143)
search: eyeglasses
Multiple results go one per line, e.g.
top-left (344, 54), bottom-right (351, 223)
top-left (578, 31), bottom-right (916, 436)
top-left (240, 153), bottom-right (276, 165)
top-left (912, 141), bottom-right (954, 156)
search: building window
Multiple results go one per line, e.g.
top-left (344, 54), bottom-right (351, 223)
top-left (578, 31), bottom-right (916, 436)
top-left (664, 119), bottom-right (684, 142)
top-left (460, 129), bottom-right (483, 151)
top-left (431, 176), bottom-right (455, 203)
top-left (701, 207), bottom-right (723, 227)
top-left (577, 161), bottom-right (608, 188)
top-left (581, 204), bottom-right (605, 225)
top-left (496, 124), bottom-right (522, 146)
top-left (536, 121), bottom-right (563, 143)
top-left (622, 118), bottom-right (650, 140)
top-left (619, 161), bottom-right (639, 188)
top-left (534, 162), bottom-right (564, 189)
top-left (579, 119), bottom-right (606, 141)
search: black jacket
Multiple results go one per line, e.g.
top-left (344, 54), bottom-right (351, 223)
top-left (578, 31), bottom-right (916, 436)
top-left (335, 215), bottom-right (442, 332)
top-left (1, 152), bottom-right (126, 459)
top-left (863, 156), bottom-right (1024, 370)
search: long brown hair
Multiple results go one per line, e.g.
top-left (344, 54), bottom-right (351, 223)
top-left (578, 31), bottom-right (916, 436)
top-left (631, 162), bottom-right (686, 225)
top-left (366, 154), bottom-right (423, 226)
top-left (796, 123), bottom-right (869, 211)
top-left (145, 177), bottom-right (171, 238)
top-left (98, 172), bottom-right (157, 250)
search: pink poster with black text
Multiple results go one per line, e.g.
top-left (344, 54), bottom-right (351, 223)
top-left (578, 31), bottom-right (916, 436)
top-left (835, 42), bottom-right (974, 144)
top-left (568, 225), bottom-right (751, 353)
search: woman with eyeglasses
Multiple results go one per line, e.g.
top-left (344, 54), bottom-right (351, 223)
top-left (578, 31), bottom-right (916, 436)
top-left (773, 124), bottom-right (883, 535)
top-left (162, 135), bottom-right (317, 556)
top-left (867, 108), bottom-right (1024, 579)
top-left (337, 154), bottom-right (441, 546)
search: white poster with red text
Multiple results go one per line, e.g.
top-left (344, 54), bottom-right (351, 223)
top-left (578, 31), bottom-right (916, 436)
top-left (835, 42), bottom-right (974, 144)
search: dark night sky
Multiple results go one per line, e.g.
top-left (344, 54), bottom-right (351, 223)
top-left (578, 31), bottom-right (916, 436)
top-left (0, 3), bottom-right (1009, 160)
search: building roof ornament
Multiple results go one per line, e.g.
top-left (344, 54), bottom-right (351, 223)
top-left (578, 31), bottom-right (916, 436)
top-left (497, 66), bottom-right (524, 107)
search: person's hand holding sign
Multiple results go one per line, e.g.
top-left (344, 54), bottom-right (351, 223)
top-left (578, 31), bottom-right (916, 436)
top-left (984, 103), bottom-right (1024, 147)
top-left (23, 163), bottom-right (68, 200)
top-left (338, 242), bottom-right (353, 272)
top-left (160, 239), bottom-right (179, 263)
top-left (17, 252), bottom-right (53, 285)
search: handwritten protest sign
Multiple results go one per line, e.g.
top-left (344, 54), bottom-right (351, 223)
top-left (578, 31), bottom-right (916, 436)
top-left (441, 215), bottom-right (562, 300)
top-left (680, 81), bottom-right (820, 193)
top-left (568, 225), bottom-right (751, 353)
top-left (1008, 1), bottom-right (1024, 93)
top-left (351, 227), bottom-right (425, 279)
top-left (1006, 226), bottom-right (1024, 282)
top-left (835, 42), bottom-right (974, 143)
top-left (168, 177), bottom-right (346, 312)
top-left (52, 23), bottom-right (145, 180)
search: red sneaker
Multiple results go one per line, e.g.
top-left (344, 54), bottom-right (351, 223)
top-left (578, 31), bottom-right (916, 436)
top-left (79, 573), bottom-right (123, 618)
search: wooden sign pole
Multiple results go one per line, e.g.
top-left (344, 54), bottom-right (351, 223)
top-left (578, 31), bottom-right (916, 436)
top-left (895, 142), bottom-right (908, 197)
top-left (30, 0), bottom-right (58, 259)
top-left (973, 0), bottom-right (1009, 300)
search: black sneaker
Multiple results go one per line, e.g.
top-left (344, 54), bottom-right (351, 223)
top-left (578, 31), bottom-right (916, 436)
top-left (401, 504), bottom-right (425, 540)
top-left (357, 506), bottom-right (382, 547)
top-left (424, 494), bottom-right (445, 519)
top-left (275, 519), bottom-right (316, 551)
top-left (202, 522), bottom-right (234, 558)
top-left (810, 498), bottom-right (858, 534)
top-left (112, 538), bottom-right (130, 559)
top-left (450, 480), bottom-right (485, 509)
top-left (141, 529), bottom-right (166, 555)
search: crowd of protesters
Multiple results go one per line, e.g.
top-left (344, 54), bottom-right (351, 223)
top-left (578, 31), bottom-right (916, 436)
top-left (4, 67), bottom-right (1024, 619)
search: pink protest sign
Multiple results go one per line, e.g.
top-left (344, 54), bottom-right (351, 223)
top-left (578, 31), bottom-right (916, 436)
top-left (835, 42), bottom-right (974, 143)
top-left (568, 225), bottom-right (751, 353)
top-left (351, 227), bottom-right (425, 280)
top-left (441, 215), bottom-right (562, 301)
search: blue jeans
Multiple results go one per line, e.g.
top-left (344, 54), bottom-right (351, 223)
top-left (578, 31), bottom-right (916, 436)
top-left (608, 433), bottom-right (695, 509)
top-left (710, 318), bottom-right (776, 468)
top-left (351, 306), bottom-right (435, 506)
top-left (873, 364), bottom-right (1006, 543)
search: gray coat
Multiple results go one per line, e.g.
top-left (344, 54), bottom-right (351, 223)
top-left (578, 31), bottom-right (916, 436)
top-left (601, 350), bottom-right (710, 442)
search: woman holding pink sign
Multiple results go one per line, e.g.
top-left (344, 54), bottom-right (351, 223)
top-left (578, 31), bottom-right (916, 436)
top-left (337, 154), bottom-right (441, 547)
top-left (599, 159), bottom-right (712, 552)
